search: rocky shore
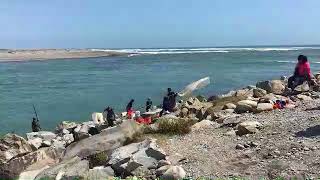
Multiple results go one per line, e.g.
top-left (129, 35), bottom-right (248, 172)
top-left (1, 74), bottom-right (320, 179)
top-left (0, 49), bottom-right (128, 62)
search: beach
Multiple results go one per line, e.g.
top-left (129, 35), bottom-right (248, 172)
top-left (0, 49), bottom-right (127, 61)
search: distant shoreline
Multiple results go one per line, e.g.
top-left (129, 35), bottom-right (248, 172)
top-left (0, 49), bottom-right (129, 62)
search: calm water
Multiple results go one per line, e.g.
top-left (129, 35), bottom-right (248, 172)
top-left (1, 46), bottom-right (320, 135)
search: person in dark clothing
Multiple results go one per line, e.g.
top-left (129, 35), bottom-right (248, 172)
top-left (105, 107), bottom-right (116, 127)
top-left (167, 88), bottom-right (178, 112)
top-left (146, 98), bottom-right (152, 112)
top-left (288, 55), bottom-right (312, 89)
top-left (160, 96), bottom-right (170, 117)
top-left (126, 99), bottom-right (134, 112)
top-left (32, 117), bottom-right (41, 132)
top-left (126, 99), bottom-right (135, 119)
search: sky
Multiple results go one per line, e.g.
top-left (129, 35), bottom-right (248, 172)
top-left (1, 0), bottom-right (320, 48)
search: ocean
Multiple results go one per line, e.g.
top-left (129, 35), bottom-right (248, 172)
top-left (1, 46), bottom-right (320, 135)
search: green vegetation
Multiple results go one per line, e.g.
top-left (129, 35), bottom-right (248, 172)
top-left (88, 151), bottom-right (108, 168)
top-left (156, 118), bottom-right (197, 135)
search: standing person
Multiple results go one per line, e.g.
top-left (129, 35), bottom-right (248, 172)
top-left (167, 88), bottom-right (178, 112)
top-left (126, 99), bottom-right (135, 119)
top-left (32, 117), bottom-right (41, 132)
top-left (146, 98), bottom-right (152, 112)
top-left (160, 96), bottom-right (170, 117)
top-left (103, 107), bottom-right (116, 127)
top-left (288, 55), bottom-right (312, 89)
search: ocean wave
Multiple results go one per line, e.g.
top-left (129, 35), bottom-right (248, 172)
top-left (91, 46), bottom-right (320, 55)
top-left (275, 60), bottom-right (296, 63)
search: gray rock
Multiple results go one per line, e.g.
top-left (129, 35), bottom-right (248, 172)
top-left (0, 134), bottom-right (33, 164)
top-left (256, 80), bottom-right (272, 92)
top-left (236, 144), bottom-right (245, 150)
top-left (237, 100), bottom-right (258, 108)
top-left (191, 120), bottom-right (216, 131)
top-left (235, 104), bottom-right (253, 114)
top-left (28, 137), bottom-right (43, 150)
top-left (223, 103), bottom-right (237, 110)
top-left (297, 94), bottom-right (313, 101)
top-left (159, 165), bottom-right (186, 180)
top-left (270, 80), bottom-right (285, 94)
top-left (35, 156), bottom-right (89, 180)
top-left (237, 121), bottom-right (263, 136)
top-left (222, 116), bottom-right (241, 127)
top-left (84, 166), bottom-right (114, 180)
top-left (180, 108), bottom-right (189, 118)
top-left (294, 81), bottom-right (310, 92)
top-left (63, 120), bottom-right (141, 160)
top-left (256, 103), bottom-right (274, 112)
top-left (157, 160), bottom-right (171, 168)
top-left (56, 121), bottom-right (78, 133)
top-left (26, 131), bottom-right (56, 142)
top-left (253, 88), bottom-right (267, 98)
top-left (109, 138), bottom-right (165, 175)
top-left (0, 147), bottom-right (60, 179)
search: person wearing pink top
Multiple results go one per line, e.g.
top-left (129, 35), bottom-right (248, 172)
top-left (288, 55), bottom-right (312, 89)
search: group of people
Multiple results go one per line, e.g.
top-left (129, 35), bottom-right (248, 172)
top-left (31, 54), bottom-right (317, 132)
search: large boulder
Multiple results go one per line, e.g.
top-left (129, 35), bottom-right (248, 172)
top-left (294, 82), bottom-right (310, 93)
top-left (237, 121), bottom-right (263, 136)
top-left (256, 103), bottom-right (274, 112)
top-left (63, 120), bottom-right (141, 160)
top-left (26, 131), bottom-right (56, 142)
top-left (0, 147), bottom-right (60, 179)
top-left (256, 81), bottom-right (272, 92)
top-left (191, 120), bottom-right (217, 131)
top-left (270, 80), bottom-right (285, 94)
top-left (235, 100), bottom-right (257, 114)
top-left (253, 88), bottom-right (267, 98)
top-left (84, 166), bottom-right (114, 180)
top-left (223, 103), bottom-right (236, 110)
top-left (297, 94), bottom-right (313, 101)
top-left (0, 134), bottom-right (32, 164)
top-left (56, 121), bottom-right (79, 133)
top-left (108, 138), bottom-right (166, 176)
top-left (35, 156), bottom-right (89, 180)
top-left (157, 165), bottom-right (186, 180)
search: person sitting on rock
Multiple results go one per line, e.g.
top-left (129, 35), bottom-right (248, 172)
top-left (126, 99), bottom-right (135, 119)
top-left (288, 55), bottom-right (313, 90)
top-left (167, 88), bottom-right (178, 112)
top-left (146, 98), bottom-right (152, 112)
top-left (32, 117), bottom-right (41, 132)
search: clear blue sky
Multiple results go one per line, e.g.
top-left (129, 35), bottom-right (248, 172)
top-left (1, 0), bottom-right (320, 48)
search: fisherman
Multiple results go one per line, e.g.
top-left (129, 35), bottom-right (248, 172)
top-left (288, 55), bottom-right (313, 89)
top-left (160, 96), bottom-right (170, 117)
top-left (167, 88), bottom-right (178, 112)
top-left (103, 107), bottom-right (116, 127)
top-left (32, 117), bottom-right (41, 132)
top-left (126, 99), bottom-right (135, 119)
top-left (146, 98), bottom-right (152, 112)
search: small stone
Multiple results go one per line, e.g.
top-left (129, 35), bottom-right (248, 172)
top-left (250, 142), bottom-right (259, 147)
top-left (243, 143), bottom-right (250, 148)
top-left (311, 147), bottom-right (317, 151)
top-left (236, 144), bottom-right (245, 150)
top-left (274, 150), bottom-right (281, 156)
top-left (303, 147), bottom-right (310, 151)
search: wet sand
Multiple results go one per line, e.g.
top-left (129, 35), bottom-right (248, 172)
top-left (0, 49), bottom-right (127, 62)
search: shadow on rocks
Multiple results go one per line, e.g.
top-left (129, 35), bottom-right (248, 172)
top-left (295, 125), bottom-right (320, 138)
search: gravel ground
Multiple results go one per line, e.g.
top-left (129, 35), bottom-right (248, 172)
top-left (159, 99), bottom-right (320, 179)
